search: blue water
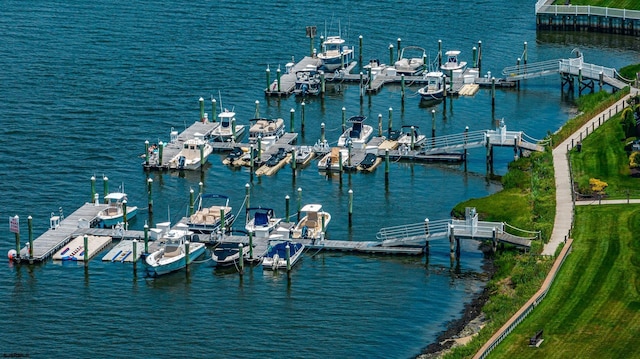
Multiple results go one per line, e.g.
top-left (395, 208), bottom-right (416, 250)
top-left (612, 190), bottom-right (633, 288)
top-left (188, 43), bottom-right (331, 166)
top-left (1, 1), bottom-right (639, 357)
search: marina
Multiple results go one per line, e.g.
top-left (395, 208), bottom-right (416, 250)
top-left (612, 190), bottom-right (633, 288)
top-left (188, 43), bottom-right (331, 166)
top-left (4, 0), bottom-right (640, 358)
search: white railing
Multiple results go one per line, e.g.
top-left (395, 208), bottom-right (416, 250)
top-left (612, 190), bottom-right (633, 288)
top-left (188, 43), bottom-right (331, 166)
top-left (536, 4), bottom-right (640, 20)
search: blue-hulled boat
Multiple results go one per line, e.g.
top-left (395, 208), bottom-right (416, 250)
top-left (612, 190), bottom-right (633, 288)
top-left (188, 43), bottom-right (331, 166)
top-left (261, 239), bottom-right (305, 271)
top-left (211, 242), bottom-right (249, 267)
top-left (317, 35), bottom-right (354, 72)
top-left (245, 207), bottom-right (282, 239)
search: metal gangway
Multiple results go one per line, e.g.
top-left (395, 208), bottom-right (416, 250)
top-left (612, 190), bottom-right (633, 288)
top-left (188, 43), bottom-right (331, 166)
top-left (376, 208), bottom-right (539, 249)
top-left (501, 52), bottom-right (630, 89)
top-left (415, 121), bottom-right (545, 155)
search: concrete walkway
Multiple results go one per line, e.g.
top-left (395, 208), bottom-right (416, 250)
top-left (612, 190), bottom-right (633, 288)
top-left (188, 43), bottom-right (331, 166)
top-left (542, 88), bottom-right (640, 256)
top-left (543, 90), bottom-right (637, 255)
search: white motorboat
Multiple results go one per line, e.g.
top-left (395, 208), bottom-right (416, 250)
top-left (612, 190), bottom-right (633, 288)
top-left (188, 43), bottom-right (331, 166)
top-left (440, 50), bottom-right (467, 78)
top-left (145, 223), bottom-right (206, 277)
top-left (290, 204), bottom-right (331, 242)
top-left (96, 191), bottom-right (138, 228)
top-left (337, 115), bottom-right (373, 149)
top-left (168, 134), bottom-right (213, 170)
top-left (293, 66), bottom-right (322, 97)
top-left (245, 207), bottom-right (282, 239)
top-left (317, 35), bottom-right (355, 72)
top-left (248, 117), bottom-right (285, 149)
top-left (417, 71), bottom-right (445, 103)
top-left (186, 193), bottom-right (235, 234)
top-left (261, 239), bottom-right (305, 271)
top-left (394, 46), bottom-right (426, 76)
top-left (389, 125), bottom-right (427, 147)
top-left (317, 147), bottom-right (349, 172)
top-left (211, 109), bottom-right (245, 142)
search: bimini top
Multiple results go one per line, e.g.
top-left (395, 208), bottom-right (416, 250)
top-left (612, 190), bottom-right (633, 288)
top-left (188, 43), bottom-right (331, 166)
top-left (300, 204), bottom-right (323, 213)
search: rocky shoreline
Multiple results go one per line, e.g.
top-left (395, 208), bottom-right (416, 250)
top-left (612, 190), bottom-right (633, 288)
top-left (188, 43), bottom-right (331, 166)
top-left (416, 258), bottom-right (496, 359)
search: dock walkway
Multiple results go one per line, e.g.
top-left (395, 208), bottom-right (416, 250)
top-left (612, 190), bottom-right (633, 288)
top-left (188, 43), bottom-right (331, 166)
top-left (143, 121), bottom-right (220, 170)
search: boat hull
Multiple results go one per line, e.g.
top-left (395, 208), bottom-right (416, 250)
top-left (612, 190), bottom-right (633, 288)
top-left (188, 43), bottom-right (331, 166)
top-left (145, 242), bottom-right (205, 277)
top-left (97, 207), bottom-right (138, 228)
top-left (262, 242), bottom-right (304, 270)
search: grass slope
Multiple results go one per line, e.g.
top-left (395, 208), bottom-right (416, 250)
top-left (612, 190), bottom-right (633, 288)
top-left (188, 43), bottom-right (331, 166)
top-left (553, 0), bottom-right (640, 10)
top-left (488, 205), bottom-right (640, 358)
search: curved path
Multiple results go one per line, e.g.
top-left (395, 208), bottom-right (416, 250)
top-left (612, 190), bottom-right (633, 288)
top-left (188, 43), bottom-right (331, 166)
top-left (543, 90), bottom-right (638, 252)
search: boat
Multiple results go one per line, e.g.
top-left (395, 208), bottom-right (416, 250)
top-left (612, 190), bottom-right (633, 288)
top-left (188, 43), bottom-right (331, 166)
top-left (294, 145), bottom-right (315, 166)
top-left (211, 109), bottom-right (245, 142)
top-left (394, 46), bottom-right (426, 76)
top-left (290, 204), bottom-right (331, 242)
top-left (293, 66), bottom-right (322, 97)
top-left (168, 133), bottom-right (213, 170)
top-left (261, 239), bottom-right (305, 271)
top-left (440, 50), bottom-right (467, 78)
top-left (417, 71), bottom-right (445, 103)
top-left (186, 193), bottom-right (235, 234)
top-left (389, 125), bottom-right (427, 147)
top-left (337, 115), bottom-right (373, 149)
top-left (145, 223), bottom-right (206, 277)
top-left (245, 207), bottom-right (282, 239)
top-left (317, 147), bottom-right (349, 172)
top-left (317, 35), bottom-right (355, 72)
top-left (96, 191), bottom-right (138, 228)
top-left (211, 242), bottom-right (249, 267)
top-left (248, 117), bottom-right (285, 149)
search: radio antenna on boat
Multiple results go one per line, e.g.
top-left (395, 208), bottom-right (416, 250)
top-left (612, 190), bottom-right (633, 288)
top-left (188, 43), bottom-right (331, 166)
top-left (218, 90), bottom-right (223, 111)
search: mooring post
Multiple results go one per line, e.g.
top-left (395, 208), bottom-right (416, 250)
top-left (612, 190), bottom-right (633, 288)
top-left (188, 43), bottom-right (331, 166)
top-left (388, 107), bottom-right (393, 135)
top-left (90, 175), bottom-right (96, 203)
top-left (291, 149), bottom-right (297, 177)
top-left (492, 228), bottom-right (497, 253)
top-left (211, 98), bottom-right (217, 122)
top-left (248, 232), bottom-right (254, 259)
top-left (348, 189), bottom-right (353, 227)
top-left (523, 41), bottom-right (528, 66)
top-left (289, 108), bottom-right (295, 133)
top-left (516, 58), bottom-right (521, 90)
top-left (199, 97), bottom-right (205, 122)
top-left (220, 208), bottom-right (226, 234)
top-left (378, 113), bottom-right (383, 137)
top-left (158, 141), bottom-right (164, 168)
top-left (431, 109), bottom-right (436, 139)
top-left (249, 144), bottom-right (255, 182)
top-left (238, 244), bottom-right (244, 275)
top-left (83, 234), bottom-right (88, 265)
top-left (464, 126), bottom-right (469, 161)
top-left (185, 240), bottom-right (190, 273)
top-left (147, 178), bottom-right (153, 215)
top-left (385, 149), bottom-right (390, 181)
top-left (424, 218), bottom-right (430, 255)
top-left (189, 189), bottom-right (195, 216)
top-left (132, 239), bottom-right (137, 272)
top-left (342, 107), bottom-right (347, 133)
top-left (449, 225), bottom-right (455, 261)
top-left (28, 215), bottom-right (33, 262)
top-left (276, 67), bottom-right (281, 92)
top-left (144, 140), bottom-right (150, 167)
top-left (297, 187), bottom-right (302, 222)
top-left (472, 46), bottom-right (477, 68)
top-left (491, 77), bottom-right (496, 109)
top-left (320, 122), bottom-right (325, 145)
top-left (320, 71), bottom-right (325, 97)
top-left (410, 125), bottom-right (415, 150)
top-left (455, 237), bottom-right (461, 260)
top-left (396, 38), bottom-right (401, 60)
top-left (285, 195), bottom-right (290, 223)
top-left (437, 40), bottom-right (442, 68)
top-left (144, 223), bottom-right (149, 254)
top-left (389, 44), bottom-right (394, 68)
top-left (265, 66), bottom-right (271, 92)
top-left (286, 243), bottom-right (291, 279)
top-left (339, 150), bottom-right (344, 173)
top-left (103, 176), bottom-right (109, 203)
top-left (245, 183), bottom-right (251, 210)
top-left (122, 200), bottom-right (128, 230)
top-left (477, 40), bottom-right (483, 75)
top-left (401, 74), bottom-right (405, 102)
top-left (301, 101), bottom-right (305, 134)
top-left (361, 71), bottom-right (365, 97)
top-left (359, 35), bottom-right (363, 68)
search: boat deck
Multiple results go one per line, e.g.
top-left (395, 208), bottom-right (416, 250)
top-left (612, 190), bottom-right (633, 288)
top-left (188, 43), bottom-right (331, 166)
top-left (52, 234), bottom-right (112, 261)
top-left (143, 121), bottom-right (220, 170)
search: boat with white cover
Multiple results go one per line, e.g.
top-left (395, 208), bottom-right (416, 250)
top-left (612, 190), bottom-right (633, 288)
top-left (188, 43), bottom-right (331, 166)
top-left (145, 223), bottom-right (205, 277)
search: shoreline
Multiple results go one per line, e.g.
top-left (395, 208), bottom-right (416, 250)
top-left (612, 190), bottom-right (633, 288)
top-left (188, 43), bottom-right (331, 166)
top-left (416, 257), bottom-right (496, 359)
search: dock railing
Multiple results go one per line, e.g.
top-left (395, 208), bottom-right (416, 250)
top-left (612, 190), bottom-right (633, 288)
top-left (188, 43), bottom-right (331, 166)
top-left (535, 2), bottom-right (640, 20)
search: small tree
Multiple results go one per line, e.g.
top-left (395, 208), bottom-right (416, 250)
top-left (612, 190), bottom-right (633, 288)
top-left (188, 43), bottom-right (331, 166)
top-left (589, 178), bottom-right (608, 196)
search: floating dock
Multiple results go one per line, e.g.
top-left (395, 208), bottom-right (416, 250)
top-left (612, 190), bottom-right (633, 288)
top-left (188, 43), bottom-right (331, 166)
top-left (101, 239), bottom-right (147, 263)
top-left (53, 235), bottom-right (112, 261)
top-left (142, 121), bottom-right (220, 170)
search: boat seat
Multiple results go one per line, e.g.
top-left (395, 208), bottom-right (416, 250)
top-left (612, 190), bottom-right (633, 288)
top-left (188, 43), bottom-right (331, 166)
top-left (306, 220), bottom-right (317, 229)
top-left (163, 246), bottom-right (182, 258)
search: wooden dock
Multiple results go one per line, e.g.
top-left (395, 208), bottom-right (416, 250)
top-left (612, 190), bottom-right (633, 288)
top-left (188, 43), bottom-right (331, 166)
top-left (142, 121), bottom-right (220, 170)
top-left (101, 239), bottom-right (147, 263)
top-left (52, 235), bottom-right (112, 261)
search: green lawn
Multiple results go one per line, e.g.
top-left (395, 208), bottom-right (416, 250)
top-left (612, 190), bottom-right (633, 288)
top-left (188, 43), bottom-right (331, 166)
top-left (570, 113), bottom-right (640, 199)
top-left (487, 205), bottom-right (640, 358)
top-left (553, 0), bottom-right (640, 10)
